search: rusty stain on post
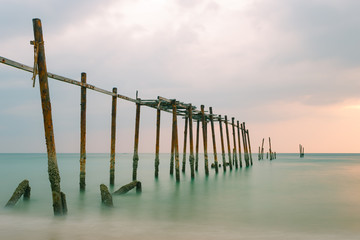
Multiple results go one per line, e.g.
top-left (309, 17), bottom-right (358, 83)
top-left (218, 115), bottom-right (226, 172)
top-left (188, 105), bottom-right (195, 179)
top-left (224, 115), bottom-right (232, 170)
top-left (201, 105), bottom-right (209, 176)
top-left (155, 108), bottom-right (161, 178)
top-left (182, 116), bottom-right (188, 173)
top-left (32, 18), bottom-right (66, 216)
top-left (209, 107), bottom-right (218, 173)
top-left (236, 121), bottom-right (243, 168)
top-left (231, 117), bottom-right (238, 169)
top-left (132, 101), bottom-right (141, 181)
top-left (109, 87), bottom-right (117, 186)
top-left (80, 72), bottom-right (87, 191)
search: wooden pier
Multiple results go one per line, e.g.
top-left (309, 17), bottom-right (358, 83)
top-left (1, 19), bottom-right (255, 215)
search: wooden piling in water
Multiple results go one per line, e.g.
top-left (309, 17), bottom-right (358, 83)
top-left (80, 72), bottom-right (87, 191)
top-left (5, 180), bottom-right (31, 208)
top-left (224, 116), bottom-right (232, 170)
top-left (236, 121), bottom-right (243, 168)
top-left (241, 123), bottom-right (249, 167)
top-left (32, 18), bottom-right (66, 216)
top-left (170, 114), bottom-right (175, 175)
top-left (269, 137), bottom-right (273, 160)
top-left (231, 118), bottom-right (238, 169)
top-left (247, 129), bottom-right (253, 165)
top-left (154, 108), bottom-right (161, 178)
top-left (201, 105), bottom-right (209, 176)
top-left (110, 87), bottom-right (117, 186)
top-left (195, 119), bottom-right (200, 171)
top-left (261, 138), bottom-right (265, 160)
top-left (209, 107), bottom-right (218, 173)
top-left (218, 115), bottom-right (226, 172)
top-left (172, 100), bottom-right (180, 181)
top-left (100, 184), bottom-right (113, 207)
top-left (188, 105), bottom-right (195, 178)
top-left (182, 116), bottom-right (188, 172)
top-left (132, 101), bottom-right (141, 181)
top-left (113, 181), bottom-right (142, 195)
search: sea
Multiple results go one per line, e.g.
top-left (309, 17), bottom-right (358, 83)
top-left (0, 153), bottom-right (360, 239)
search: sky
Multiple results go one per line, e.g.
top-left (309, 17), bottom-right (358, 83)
top-left (1, 0), bottom-right (360, 153)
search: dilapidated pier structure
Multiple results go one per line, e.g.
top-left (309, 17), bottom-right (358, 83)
top-left (1, 19), bottom-right (253, 215)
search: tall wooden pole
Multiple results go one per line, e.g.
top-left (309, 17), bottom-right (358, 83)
top-left (261, 138), bottom-right (265, 160)
top-left (79, 72), bottom-right (87, 191)
top-left (231, 117), bottom-right (238, 169)
top-left (236, 121), bottom-right (242, 168)
top-left (188, 105), bottom-right (195, 179)
top-left (172, 100), bottom-right (180, 181)
top-left (109, 87), bottom-right (117, 186)
top-left (170, 113), bottom-right (175, 175)
top-left (218, 115), bottom-right (226, 172)
top-left (195, 119), bottom-right (200, 171)
top-left (32, 18), bottom-right (66, 215)
top-left (182, 116), bottom-right (188, 172)
top-left (209, 107), bottom-right (218, 173)
top-left (224, 115), bottom-right (232, 170)
top-left (132, 101), bottom-right (141, 181)
top-left (247, 129), bottom-right (253, 165)
top-left (241, 123), bottom-right (249, 167)
top-left (154, 108), bottom-right (161, 178)
top-left (201, 105), bottom-right (209, 176)
top-left (269, 137), bottom-right (272, 160)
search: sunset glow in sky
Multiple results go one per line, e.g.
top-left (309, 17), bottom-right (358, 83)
top-left (1, 0), bottom-right (360, 153)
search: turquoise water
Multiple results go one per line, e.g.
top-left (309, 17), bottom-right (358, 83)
top-left (1, 153), bottom-right (360, 239)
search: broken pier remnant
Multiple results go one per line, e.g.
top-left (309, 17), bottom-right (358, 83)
top-left (5, 180), bottom-right (31, 208)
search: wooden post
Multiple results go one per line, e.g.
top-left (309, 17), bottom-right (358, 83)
top-left (32, 18), bottom-right (66, 216)
top-left (172, 100), bottom-right (180, 181)
top-left (195, 119), bottom-right (200, 171)
top-left (5, 180), bottom-right (31, 207)
top-left (113, 181), bottom-right (142, 195)
top-left (269, 137), bottom-right (272, 160)
top-left (218, 115), bottom-right (226, 172)
top-left (188, 105), bottom-right (195, 179)
top-left (109, 87), bottom-right (117, 186)
top-left (170, 115), bottom-right (175, 175)
top-left (236, 121), bottom-right (243, 168)
top-left (154, 108), bottom-right (161, 178)
top-left (80, 72), bottom-right (87, 191)
top-left (241, 123), bottom-right (249, 167)
top-left (182, 116), bottom-right (188, 172)
top-left (132, 101), bottom-right (141, 181)
top-left (100, 184), bottom-right (113, 207)
top-left (209, 107), bottom-right (218, 173)
top-left (247, 129), bottom-right (253, 165)
top-left (201, 105), bottom-right (209, 176)
top-left (261, 138), bottom-right (265, 160)
top-left (231, 118), bottom-right (238, 169)
top-left (224, 115), bottom-right (232, 170)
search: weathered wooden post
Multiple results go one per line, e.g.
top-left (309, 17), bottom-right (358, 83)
top-left (172, 100), bottom-right (180, 181)
top-left (218, 115), bottom-right (227, 172)
top-left (182, 115), bottom-right (188, 172)
top-left (236, 121), bottom-right (243, 168)
top-left (201, 105), bottom-right (209, 176)
top-left (154, 108), bottom-right (161, 178)
top-left (80, 72), bottom-right (87, 191)
top-left (109, 87), bottom-right (117, 186)
top-left (247, 129), bottom-right (253, 165)
top-left (195, 119), bottom-right (200, 171)
top-left (132, 100), bottom-right (141, 181)
top-left (269, 137), bottom-right (273, 160)
top-left (231, 118), bottom-right (238, 169)
top-left (100, 184), bottom-right (113, 207)
top-left (5, 180), bottom-right (31, 207)
top-left (241, 123), bottom-right (249, 167)
top-left (32, 18), bottom-right (67, 216)
top-left (188, 105), bottom-right (195, 179)
top-left (170, 116), bottom-right (175, 175)
top-left (261, 138), bottom-right (265, 160)
top-left (209, 107), bottom-right (218, 173)
top-left (224, 115), bottom-right (232, 170)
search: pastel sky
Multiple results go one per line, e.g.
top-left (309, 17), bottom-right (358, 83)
top-left (1, 0), bottom-right (360, 153)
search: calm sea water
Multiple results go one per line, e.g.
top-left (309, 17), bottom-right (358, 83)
top-left (1, 153), bottom-right (360, 239)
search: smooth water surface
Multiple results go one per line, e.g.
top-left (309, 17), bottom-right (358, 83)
top-left (1, 153), bottom-right (360, 239)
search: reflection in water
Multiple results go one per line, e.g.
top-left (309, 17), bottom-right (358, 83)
top-left (1, 153), bottom-right (360, 239)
